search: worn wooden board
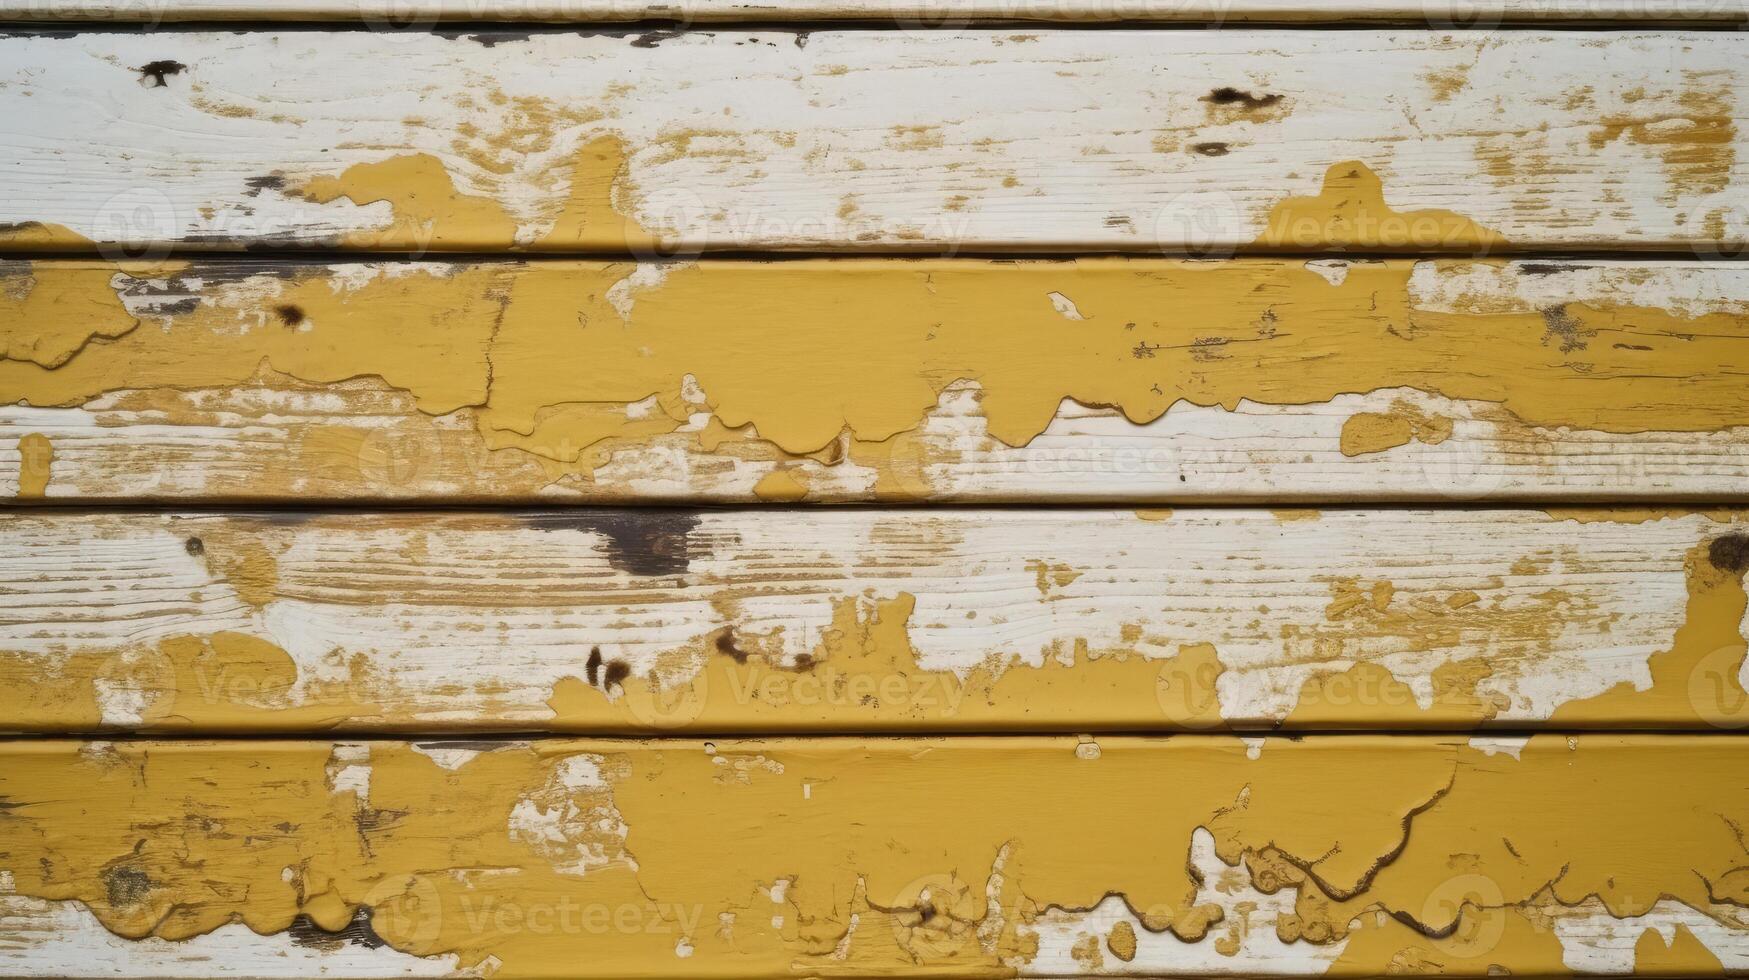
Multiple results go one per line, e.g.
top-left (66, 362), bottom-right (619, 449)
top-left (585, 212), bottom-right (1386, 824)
top-left (4, 508), bottom-right (1747, 734)
top-left (2, 0), bottom-right (1745, 23)
top-left (0, 31), bottom-right (1743, 254)
top-left (2, 734), bottom-right (1748, 977)
top-left (7, 257), bottom-right (1749, 503)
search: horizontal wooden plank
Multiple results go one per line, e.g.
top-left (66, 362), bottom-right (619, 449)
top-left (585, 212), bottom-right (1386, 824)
top-left (0, 31), bottom-right (1743, 253)
top-left (3, 508), bottom-right (1747, 733)
top-left (1, 735), bottom-right (1747, 977)
top-left (6, 257), bottom-right (1749, 503)
top-left (3, 0), bottom-right (1746, 23)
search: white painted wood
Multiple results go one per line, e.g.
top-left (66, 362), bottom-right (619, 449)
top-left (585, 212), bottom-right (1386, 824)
top-left (0, 508), bottom-right (1740, 732)
top-left (0, 893), bottom-right (469, 979)
top-left (1, 0), bottom-right (1745, 22)
top-left (0, 30), bottom-right (1743, 252)
top-left (9, 384), bottom-right (1749, 502)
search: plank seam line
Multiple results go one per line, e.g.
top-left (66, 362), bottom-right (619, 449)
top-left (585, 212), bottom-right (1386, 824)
top-left (3, 502), bottom-right (1747, 516)
top-left (4, 728), bottom-right (1749, 742)
top-left (5, 247), bottom-right (1749, 263)
top-left (5, 19), bottom-right (1749, 33)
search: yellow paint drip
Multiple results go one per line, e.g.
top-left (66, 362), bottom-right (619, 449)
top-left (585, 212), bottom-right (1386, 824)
top-left (1255, 162), bottom-right (1508, 251)
top-left (15, 432), bottom-right (51, 497)
top-left (291, 136), bottom-right (655, 252)
top-left (1339, 399), bottom-right (1454, 457)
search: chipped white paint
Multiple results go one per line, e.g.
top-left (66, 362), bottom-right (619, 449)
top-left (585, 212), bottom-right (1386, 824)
top-left (0, 509), bottom-right (1738, 731)
top-left (412, 743), bottom-right (492, 770)
top-left (1047, 292), bottom-right (1087, 320)
top-left (0, 894), bottom-right (468, 978)
top-left (1304, 259), bottom-right (1350, 286)
top-left (1550, 898), bottom-right (1749, 973)
top-left (506, 754), bottom-right (631, 877)
top-left (327, 743), bottom-right (372, 804)
top-left (605, 261), bottom-right (690, 321)
top-left (1, 31), bottom-right (1744, 251)
top-left (1465, 735), bottom-right (1529, 759)
top-left (1026, 828), bottom-right (1348, 975)
top-left (1406, 260), bottom-right (1749, 320)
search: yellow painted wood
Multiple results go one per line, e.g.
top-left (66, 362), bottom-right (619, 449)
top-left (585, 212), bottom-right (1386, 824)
top-left (6, 258), bottom-right (1749, 502)
top-left (3, 509), bottom-right (1746, 735)
top-left (1, 735), bottom-right (1746, 977)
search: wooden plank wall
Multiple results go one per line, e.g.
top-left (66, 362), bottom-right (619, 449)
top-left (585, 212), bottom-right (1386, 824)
top-left (1, 3), bottom-right (1747, 979)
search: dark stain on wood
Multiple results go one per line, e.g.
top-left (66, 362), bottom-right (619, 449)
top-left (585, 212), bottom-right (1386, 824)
top-left (287, 907), bottom-right (388, 952)
top-left (1203, 87), bottom-right (1283, 110)
top-left (1710, 533), bottom-right (1749, 575)
top-left (101, 865), bottom-right (152, 907)
top-left (1540, 305), bottom-right (1589, 354)
top-left (630, 28), bottom-right (686, 48)
top-left (714, 627), bottom-right (749, 664)
top-left (1191, 142), bottom-right (1231, 157)
top-left (602, 659), bottom-right (631, 690)
top-left (136, 60), bottom-right (186, 87)
top-left (244, 174), bottom-right (287, 197)
top-left (521, 511), bottom-right (702, 577)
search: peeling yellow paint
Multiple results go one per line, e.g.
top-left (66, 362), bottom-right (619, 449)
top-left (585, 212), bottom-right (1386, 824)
top-left (0, 734), bottom-right (1743, 975)
top-left (752, 468), bottom-right (809, 502)
top-left (1106, 920), bottom-right (1137, 962)
top-left (15, 432), bottom-right (51, 497)
top-left (1255, 162), bottom-right (1508, 251)
top-left (1339, 400), bottom-right (1454, 457)
top-left (6, 250), bottom-right (1748, 499)
top-left (293, 135), bottom-right (655, 252)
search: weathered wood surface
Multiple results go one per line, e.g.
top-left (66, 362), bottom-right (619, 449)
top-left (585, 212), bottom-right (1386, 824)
top-left (2, 0), bottom-right (1745, 22)
top-left (4, 508), bottom-right (1747, 734)
top-left (7, 258), bottom-right (1749, 503)
top-left (2, 735), bottom-right (1748, 977)
top-left (0, 31), bottom-right (1744, 254)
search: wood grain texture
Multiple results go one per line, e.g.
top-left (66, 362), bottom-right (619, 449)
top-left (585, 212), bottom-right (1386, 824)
top-left (3, 508), bottom-right (1747, 734)
top-left (2, 0), bottom-right (1745, 22)
top-left (7, 257), bottom-right (1749, 503)
top-left (0, 30), bottom-right (1743, 253)
top-left (2, 735), bottom-right (1748, 977)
